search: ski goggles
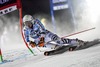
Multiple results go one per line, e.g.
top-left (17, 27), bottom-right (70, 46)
top-left (24, 21), bottom-right (32, 26)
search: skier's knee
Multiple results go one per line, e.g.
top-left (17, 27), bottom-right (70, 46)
top-left (61, 38), bottom-right (70, 44)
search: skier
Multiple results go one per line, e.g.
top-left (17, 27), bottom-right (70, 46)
top-left (23, 15), bottom-right (85, 49)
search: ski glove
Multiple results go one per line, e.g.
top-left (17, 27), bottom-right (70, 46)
top-left (38, 37), bottom-right (45, 47)
top-left (29, 41), bottom-right (37, 48)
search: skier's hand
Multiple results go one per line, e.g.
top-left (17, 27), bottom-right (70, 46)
top-left (29, 41), bottom-right (36, 48)
top-left (38, 37), bottom-right (45, 47)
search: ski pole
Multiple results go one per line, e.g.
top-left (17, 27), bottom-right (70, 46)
top-left (62, 27), bottom-right (95, 38)
top-left (36, 47), bottom-right (43, 52)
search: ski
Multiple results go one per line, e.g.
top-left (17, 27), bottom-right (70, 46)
top-left (44, 39), bottom-right (100, 56)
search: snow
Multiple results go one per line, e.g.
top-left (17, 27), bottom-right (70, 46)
top-left (1, 15), bottom-right (100, 67)
top-left (0, 43), bottom-right (100, 67)
top-left (0, 26), bottom-right (100, 67)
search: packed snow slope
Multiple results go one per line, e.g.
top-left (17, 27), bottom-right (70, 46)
top-left (0, 42), bottom-right (100, 67)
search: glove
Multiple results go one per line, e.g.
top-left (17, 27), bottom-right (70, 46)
top-left (29, 41), bottom-right (36, 48)
top-left (38, 37), bottom-right (45, 47)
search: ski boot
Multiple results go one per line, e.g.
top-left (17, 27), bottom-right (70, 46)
top-left (68, 38), bottom-right (86, 51)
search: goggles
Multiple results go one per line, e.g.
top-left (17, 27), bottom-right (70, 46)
top-left (24, 21), bottom-right (32, 26)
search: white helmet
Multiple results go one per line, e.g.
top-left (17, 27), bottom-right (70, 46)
top-left (23, 15), bottom-right (34, 26)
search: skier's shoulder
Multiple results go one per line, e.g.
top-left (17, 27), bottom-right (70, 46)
top-left (34, 18), bottom-right (41, 24)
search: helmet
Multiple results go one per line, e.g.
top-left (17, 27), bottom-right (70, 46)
top-left (23, 15), bottom-right (34, 26)
top-left (23, 15), bottom-right (33, 22)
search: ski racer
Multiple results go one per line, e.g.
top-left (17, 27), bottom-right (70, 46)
top-left (23, 15), bottom-right (85, 49)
